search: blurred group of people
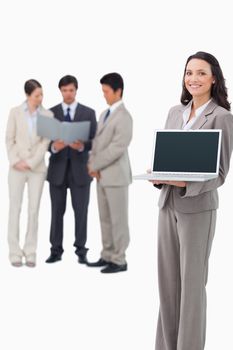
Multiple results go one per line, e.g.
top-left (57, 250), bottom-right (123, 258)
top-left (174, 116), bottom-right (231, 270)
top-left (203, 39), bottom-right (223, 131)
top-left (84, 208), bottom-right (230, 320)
top-left (6, 73), bottom-right (133, 274)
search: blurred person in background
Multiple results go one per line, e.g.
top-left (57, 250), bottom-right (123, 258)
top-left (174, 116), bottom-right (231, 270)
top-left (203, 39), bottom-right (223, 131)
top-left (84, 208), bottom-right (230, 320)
top-left (6, 79), bottom-right (53, 267)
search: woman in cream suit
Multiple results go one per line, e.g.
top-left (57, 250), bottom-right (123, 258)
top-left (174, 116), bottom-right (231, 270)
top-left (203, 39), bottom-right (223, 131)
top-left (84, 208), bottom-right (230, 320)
top-left (6, 79), bottom-right (52, 267)
top-left (151, 52), bottom-right (233, 350)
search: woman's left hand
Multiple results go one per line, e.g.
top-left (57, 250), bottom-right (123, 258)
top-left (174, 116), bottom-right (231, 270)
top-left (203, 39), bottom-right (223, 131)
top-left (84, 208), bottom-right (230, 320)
top-left (163, 181), bottom-right (186, 187)
top-left (150, 180), bottom-right (186, 187)
top-left (147, 169), bottom-right (186, 187)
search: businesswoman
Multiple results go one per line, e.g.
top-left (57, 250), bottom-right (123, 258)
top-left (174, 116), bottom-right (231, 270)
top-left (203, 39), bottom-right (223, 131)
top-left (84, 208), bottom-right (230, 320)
top-left (6, 79), bottom-right (53, 267)
top-left (151, 52), bottom-right (233, 350)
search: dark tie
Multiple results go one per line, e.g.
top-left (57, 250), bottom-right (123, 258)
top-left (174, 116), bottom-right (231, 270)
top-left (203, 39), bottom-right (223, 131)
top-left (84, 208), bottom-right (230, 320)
top-left (103, 109), bottom-right (110, 123)
top-left (64, 107), bottom-right (71, 158)
top-left (65, 107), bottom-right (71, 122)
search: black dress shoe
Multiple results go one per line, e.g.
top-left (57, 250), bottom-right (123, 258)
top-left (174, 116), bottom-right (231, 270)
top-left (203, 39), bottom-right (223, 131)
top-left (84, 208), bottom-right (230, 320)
top-left (78, 255), bottom-right (88, 264)
top-left (45, 254), bottom-right (62, 263)
top-left (101, 262), bottom-right (127, 273)
top-left (87, 258), bottom-right (109, 267)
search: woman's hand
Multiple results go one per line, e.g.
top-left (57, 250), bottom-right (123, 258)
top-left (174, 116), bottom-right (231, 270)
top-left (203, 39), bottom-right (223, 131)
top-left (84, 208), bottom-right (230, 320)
top-left (158, 180), bottom-right (186, 187)
top-left (149, 179), bottom-right (186, 187)
top-left (147, 170), bottom-right (186, 187)
top-left (13, 160), bottom-right (31, 171)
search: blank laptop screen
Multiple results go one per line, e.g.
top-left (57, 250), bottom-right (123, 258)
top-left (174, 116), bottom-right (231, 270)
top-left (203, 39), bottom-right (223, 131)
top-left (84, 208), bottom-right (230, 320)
top-left (153, 131), bottom-right (220, 173)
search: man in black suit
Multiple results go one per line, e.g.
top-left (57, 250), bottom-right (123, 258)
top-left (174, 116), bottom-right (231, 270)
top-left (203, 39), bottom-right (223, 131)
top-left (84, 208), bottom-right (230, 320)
top-left (46, 75), bottom-right (97, 264)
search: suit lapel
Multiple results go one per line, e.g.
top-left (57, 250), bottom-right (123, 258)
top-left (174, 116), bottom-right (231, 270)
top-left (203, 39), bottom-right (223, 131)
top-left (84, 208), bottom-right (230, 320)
top-left (191, 114), bottom-right (208, 129)
top-left (97, 104), bottom-right (124, 135)
top-left (73, 103), bottom-right (85, 122)
top-left (175, 100), bottom-right (218, 130)
top-left (97, 110), bottom-right (109, 135)
top-left (55, 104), bottom-right (65, 121)
top-left (191, 100), bottom-right (218, 129)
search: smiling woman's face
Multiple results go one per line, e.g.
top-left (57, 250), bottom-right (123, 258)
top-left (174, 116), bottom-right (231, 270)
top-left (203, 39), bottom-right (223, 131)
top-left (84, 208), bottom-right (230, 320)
top-left (184, 58), bottom-right (215, 101)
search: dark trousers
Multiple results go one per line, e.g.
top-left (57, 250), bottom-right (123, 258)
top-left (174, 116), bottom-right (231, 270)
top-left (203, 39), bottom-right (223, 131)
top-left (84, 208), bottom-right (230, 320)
top-left (49, 161), bottom-right (90, 257)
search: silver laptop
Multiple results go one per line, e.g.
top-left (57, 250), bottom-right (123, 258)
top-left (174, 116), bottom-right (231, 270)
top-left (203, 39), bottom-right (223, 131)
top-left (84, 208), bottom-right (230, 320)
top-left (133, 129), bottom-right (222, 182)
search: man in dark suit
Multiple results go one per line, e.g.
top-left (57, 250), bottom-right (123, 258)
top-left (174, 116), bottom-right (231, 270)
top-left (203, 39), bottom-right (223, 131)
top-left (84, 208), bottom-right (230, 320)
top-left (46, 75), bottom-right (97, 264)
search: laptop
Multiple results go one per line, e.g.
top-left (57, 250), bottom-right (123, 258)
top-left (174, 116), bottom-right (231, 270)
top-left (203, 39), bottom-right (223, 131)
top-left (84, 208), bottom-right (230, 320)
top-left (133, 129), bottom-right (222, 182)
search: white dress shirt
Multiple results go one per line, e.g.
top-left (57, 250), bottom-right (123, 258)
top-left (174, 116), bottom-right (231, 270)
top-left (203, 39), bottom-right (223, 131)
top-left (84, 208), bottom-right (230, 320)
top-left (24, 102), bottom-right (40, 136)
top-left (62, 101), bottom-right (78, 120)
top-left (182, 99), bottom-right (212, 130)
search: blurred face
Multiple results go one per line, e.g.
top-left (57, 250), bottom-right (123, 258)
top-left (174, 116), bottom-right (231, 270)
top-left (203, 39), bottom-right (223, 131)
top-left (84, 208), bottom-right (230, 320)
top-left (27, 87), bottom-right (43, 108)
top-left (184, 58), bottom-right (215, 101)
top-left (60, 83), bottom-right (77, 104)
top-left (102, 84), bottom-right (122, 105)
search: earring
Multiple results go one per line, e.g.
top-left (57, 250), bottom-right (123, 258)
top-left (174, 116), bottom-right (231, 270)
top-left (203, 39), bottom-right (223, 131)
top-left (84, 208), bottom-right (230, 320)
top-left (212, 81), bottom-right (215, 84)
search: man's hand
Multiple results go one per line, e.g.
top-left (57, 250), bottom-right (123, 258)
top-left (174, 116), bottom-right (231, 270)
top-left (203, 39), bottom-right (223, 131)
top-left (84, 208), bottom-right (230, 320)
top-left (52, 140), bottom-right (67, 151)
top-left (89, 171), bottom-right (101, 181)
top-left (14, 160), bottom-right (31, 171)
top-left (88, 164), bottom-right (100, 181)
top-left (69, 140), bottom-right (84, 151)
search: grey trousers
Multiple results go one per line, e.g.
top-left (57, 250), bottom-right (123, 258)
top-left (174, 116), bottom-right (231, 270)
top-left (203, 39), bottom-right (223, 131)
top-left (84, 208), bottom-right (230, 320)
top-left (97, 184), bottom-right (129, 265)
top-left (155, 195), bottom-right (216, 350)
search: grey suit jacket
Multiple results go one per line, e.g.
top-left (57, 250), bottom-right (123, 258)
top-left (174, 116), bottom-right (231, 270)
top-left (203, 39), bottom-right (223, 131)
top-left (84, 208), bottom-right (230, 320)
top-left (157, 100), bottom-right (233, 213)
top-left (88, 103), bottom-right (133, 187)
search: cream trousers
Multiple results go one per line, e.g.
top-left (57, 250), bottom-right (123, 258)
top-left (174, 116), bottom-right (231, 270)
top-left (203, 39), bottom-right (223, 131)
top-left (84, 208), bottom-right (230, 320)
top-left (7, 168), bottom-right (46, 263)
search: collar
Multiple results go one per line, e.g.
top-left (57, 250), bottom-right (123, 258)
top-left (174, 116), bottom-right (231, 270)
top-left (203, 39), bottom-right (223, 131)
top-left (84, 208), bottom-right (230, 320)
top-left (182, 99), bottom-right (212, 127)
top-left (23, 101), bottom-right (41, 114)
top-left (184, 99), bottom-right (212, 117)
top-left (62, 101), bottom-right (78, 112)
top-left (109, 100), bottom-right (123, 114)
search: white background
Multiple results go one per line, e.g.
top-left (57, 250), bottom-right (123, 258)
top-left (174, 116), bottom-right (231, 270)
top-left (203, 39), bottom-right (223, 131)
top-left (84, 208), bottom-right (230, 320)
top-left (0, 1), bottom-right (233, 349)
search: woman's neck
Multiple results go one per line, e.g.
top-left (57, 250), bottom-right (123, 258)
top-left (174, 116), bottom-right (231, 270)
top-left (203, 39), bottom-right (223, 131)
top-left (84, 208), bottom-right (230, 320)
top-left (27, 101), bottom-right (38, 114)
top-left (192, 96), bottom-right (211, 110)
